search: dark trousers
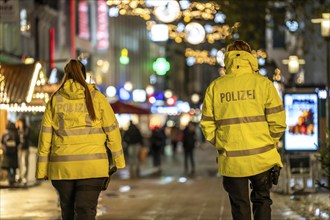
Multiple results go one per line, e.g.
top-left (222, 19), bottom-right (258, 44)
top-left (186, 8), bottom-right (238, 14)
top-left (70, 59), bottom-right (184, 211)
top-left (8, 167), bottom-right (17, 185)
top-left (151, 147), bottom-right (162, 167)
top-left (52, 178), bottom-right (106, 220)
top-left (223, 169), bottom-right (273, 220)
top-left (184, 149), bottom-right (195, 173)
top-left (171, 141), bottom-right (178, 157)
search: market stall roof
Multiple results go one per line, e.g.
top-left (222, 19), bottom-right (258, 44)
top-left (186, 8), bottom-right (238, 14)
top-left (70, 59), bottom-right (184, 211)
top-left (0, 63), bottom-right (42, 104)
top-left (110, 100), bottom-right (150, 114)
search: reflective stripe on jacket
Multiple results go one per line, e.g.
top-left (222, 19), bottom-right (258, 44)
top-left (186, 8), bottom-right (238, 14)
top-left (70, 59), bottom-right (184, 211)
top-left (36, 79), bottom-right (125, 180)
top-left (200, 50), bottom-right (286, 177)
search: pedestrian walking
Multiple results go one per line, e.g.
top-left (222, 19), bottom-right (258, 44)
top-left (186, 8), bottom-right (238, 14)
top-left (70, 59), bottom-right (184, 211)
top-left (150, 126), bottom-right (166, 173)
top-left (170, 125), bottom-right (182, 159)
top-left (182, 122), bottom-right (196, 175)
top-left (123, 120), bottom-right (144, 178)
top-left (1, 122), bottom-right (20, 186)
top-left (16, 116), bottom-right (30, 185)
top-left (36, 59), bottom-right (125, 220)
top-left (200, 40), bottom-right (286, 220)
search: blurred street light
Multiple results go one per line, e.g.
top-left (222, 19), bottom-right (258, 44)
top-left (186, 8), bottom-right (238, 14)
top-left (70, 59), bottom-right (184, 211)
top-left (311, 13), bottom-right (330, 37)
top-left (191, 93), bottom-right (200, 104)
top-left (282, 55), bottom-right (305, 86)
top-left (124, 81), bottom-right (133, 91)
top-left (106, 86), bottom-right (117, 98)
top-left (282, 56), bottom-right (305, 74)
top-left (146, 85), bottom-right (154, 95)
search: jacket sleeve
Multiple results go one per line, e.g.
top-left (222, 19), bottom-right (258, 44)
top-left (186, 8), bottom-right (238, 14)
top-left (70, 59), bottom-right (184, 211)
top-left (36, 101), bottom-right (53, 179)
top-left (100, 96), bottom-right (126, 169)
top-left (265, 80), bottom-right (287, 143)
top-left (200, 84), bottom-right (216, 145)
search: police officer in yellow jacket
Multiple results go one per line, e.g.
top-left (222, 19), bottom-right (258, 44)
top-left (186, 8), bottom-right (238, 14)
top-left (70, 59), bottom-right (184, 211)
top-left (200, 41), bottom-right (286, 220)
top-left (36, 59), bottom-right (125, 220)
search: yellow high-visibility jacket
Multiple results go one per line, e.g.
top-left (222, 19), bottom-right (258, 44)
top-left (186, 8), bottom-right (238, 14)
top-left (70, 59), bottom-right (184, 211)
top-left (36, 79), bottom-right (125, 180)
top-left (200, 50), bottom-right (286, 177)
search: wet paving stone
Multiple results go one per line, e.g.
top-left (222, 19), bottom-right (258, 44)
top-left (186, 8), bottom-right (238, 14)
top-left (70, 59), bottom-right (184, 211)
top-left (2, 145), bottom-right (324, 220)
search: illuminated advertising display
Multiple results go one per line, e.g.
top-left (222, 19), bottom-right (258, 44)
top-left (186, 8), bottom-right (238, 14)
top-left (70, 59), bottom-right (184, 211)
top-left (284, 93), bottom-right (319, 151)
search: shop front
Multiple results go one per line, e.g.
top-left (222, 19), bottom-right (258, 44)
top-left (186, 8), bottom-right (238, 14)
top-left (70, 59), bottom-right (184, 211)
top-left (0, 62), bottom-right (58, 187)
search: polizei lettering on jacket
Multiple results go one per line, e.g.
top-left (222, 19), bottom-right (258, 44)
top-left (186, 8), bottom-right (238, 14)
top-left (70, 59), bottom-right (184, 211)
top-left (56, 103), bottom-right (87, 112)
top-left (220, 90), bottom-right (256, 103)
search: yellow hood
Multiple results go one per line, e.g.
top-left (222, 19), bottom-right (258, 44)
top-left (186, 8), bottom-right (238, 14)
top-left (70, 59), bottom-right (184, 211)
top-left (224, 50), bottom-right (259, 75)
top-left (58, 79), bottom-right (96, 100)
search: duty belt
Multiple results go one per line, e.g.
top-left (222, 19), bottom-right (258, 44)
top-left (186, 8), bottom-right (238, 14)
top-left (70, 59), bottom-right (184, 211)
top-left (217, 144), bottom-right (275, 157)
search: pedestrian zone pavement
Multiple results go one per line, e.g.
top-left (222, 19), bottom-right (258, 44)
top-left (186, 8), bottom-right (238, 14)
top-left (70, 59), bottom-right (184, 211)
top-left (0, 143), bottom-right (329, 219)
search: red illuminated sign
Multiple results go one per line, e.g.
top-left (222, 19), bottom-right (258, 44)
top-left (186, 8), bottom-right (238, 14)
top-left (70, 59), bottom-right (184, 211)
top-left (97, 0), bottom-right (109, 50)
top-left (78, 1), bottom-right (90, 40)
top-left (70, 0), bottom-right (76, 57)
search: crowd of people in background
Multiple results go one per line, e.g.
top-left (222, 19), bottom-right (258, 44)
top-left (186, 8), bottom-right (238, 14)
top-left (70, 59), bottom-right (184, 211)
top-left (121, 120), bottom-right (201, 178)
top-left (0, 116), bottom-right (203, 185)
top-left (0, 116), bottom-right (30, 186)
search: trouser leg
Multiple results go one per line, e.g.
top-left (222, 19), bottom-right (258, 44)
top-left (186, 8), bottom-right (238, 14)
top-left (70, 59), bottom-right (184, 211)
top-left (152, 149), bottom-right (161, 167)
top-left (189, 150), bottom-right (195, 172)
top-left (17, 148), bottom-right (22, 181)
top-left (184, 151), bottom-right (188, 172)
top-left (23, 149), bottom-right (29, 180)
top-left (52, 180), bottom-right (75, 220)
top-left (172, 141), bottom-right (177, 157)
top-left (8, 168), bottom-right (16, 185)
top-left (75, 178), bottom-right (105, 220)
top-left (128, 144), bottom-right (140, 178)
top-left (249, 169), bottom-right (273, 220)
top-left (19, 149), bottom-right (29, 181)
top-left (52, 178), bottom-right (105, 220)
top-left (223, 176), bottom-right (251, 220)
top-left (152, 152), bottom-right (157, 167)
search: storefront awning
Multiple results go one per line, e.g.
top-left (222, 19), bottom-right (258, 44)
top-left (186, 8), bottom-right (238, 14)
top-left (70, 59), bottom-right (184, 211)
top-left (0, 63), bottom-right (42, 104)
top-left (110, 101), bottom-right (150, 114)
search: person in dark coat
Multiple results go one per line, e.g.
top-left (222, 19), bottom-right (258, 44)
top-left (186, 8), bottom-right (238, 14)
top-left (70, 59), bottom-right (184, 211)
top-left (1, 122), bottom-right (20, 186)
top-left (123, 121), bottom-right (144, 178)
top-left (170, 125), bottom-right (182, 159)
top-left (183, 122), bottom-right (196, 175)
top-left (150, 126), bottom-right (166, 173)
